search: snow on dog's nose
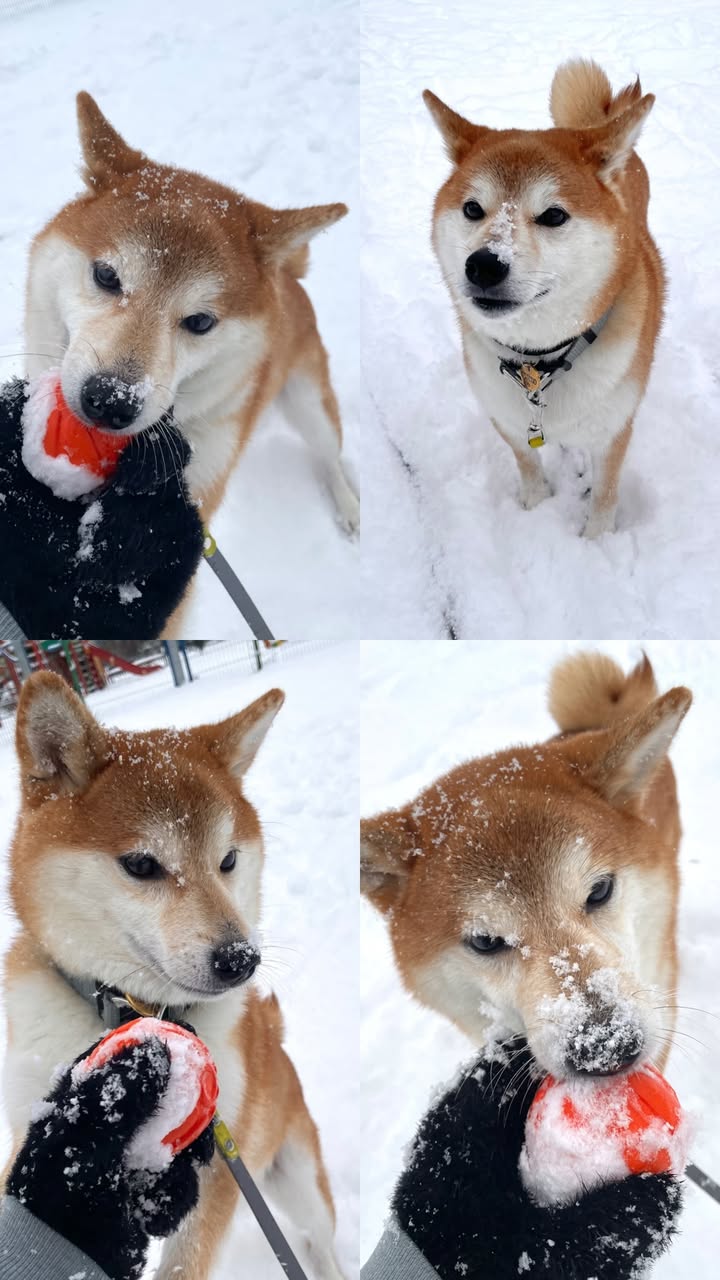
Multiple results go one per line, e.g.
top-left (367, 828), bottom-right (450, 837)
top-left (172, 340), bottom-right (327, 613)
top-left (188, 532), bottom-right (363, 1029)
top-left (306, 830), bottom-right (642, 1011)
top-left (80, 373), bottom-right (145, 431)
top-left (211, 937), bottom-right (261, 987)
top-left (538, 965), bottom-right (647, 1080)
top-left (564, 1008), bottom-right (644, 1077)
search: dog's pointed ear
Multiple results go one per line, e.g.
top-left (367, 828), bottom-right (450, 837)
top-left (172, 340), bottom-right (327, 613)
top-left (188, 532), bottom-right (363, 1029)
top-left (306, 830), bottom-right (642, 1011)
top-left (586, 686), bottom-right (692, 812)
top-left (580, 93), bottom-right (655, 181)
top-left (15, 672), bottom-right (109, 799)
top-left (76, 91), bottom-right (146, 189)
top-left (361, 806), bottom-right (419, 915)
top-left (253, 202), bottom-right (348, 268)
top-left (423, 90), bottom-right (488, 165)
top-left (202, 689), bottom-right (285, 779)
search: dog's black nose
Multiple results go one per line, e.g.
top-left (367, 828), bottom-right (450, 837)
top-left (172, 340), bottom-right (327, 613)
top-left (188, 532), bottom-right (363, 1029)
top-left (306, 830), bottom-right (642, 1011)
top-left (465, 248), bottom-right (510, 290)
top-left (211, 940), bottom-right (261, 986)
top-left (80, 374), bottom-right (142, 430)
top-left (565, 1023), bottom-right (644, 1077)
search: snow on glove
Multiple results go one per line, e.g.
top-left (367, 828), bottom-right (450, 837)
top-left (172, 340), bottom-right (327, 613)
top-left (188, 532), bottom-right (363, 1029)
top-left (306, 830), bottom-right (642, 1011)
top-left (392, 1038), bottom-right (683, 1280)
top-left (0, 377), bottom-right (204, 638)
top-left (6, 1037), bottom-right (215, 1280)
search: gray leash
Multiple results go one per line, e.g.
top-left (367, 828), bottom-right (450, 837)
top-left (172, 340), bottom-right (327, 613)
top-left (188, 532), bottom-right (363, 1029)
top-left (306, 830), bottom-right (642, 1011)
top-left (203, 530), bottom-right (275, 642)
top-left (687, 1161), bottom-right (720, 1205)
top-left (213, 1116), bottom-right (309, 1279)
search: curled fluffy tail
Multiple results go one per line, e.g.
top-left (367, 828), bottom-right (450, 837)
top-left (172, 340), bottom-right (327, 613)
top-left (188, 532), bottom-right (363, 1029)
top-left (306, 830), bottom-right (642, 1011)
top-left (550, 58), bottom-right (642, 128)
top-left (548, 652), bottom-right (658, 733)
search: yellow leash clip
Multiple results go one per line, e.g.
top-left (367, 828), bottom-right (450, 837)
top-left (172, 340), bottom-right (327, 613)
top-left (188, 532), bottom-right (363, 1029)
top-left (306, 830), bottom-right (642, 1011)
top-left (213, 1113), bottom-right (241, 1160)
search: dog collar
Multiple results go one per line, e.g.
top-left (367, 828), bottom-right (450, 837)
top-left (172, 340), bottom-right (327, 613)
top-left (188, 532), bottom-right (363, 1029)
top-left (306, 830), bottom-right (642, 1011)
top-left (57, 967), bottom-right (190, 1030)
top-left (494, 308), bottom-right (612, 448)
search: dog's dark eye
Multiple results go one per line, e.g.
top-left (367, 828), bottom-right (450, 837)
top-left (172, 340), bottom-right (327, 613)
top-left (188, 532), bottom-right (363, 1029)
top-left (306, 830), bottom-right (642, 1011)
top-left (220, 849), bottom-right (237, 873)
top-left (121, 853), bottom-right (163, 880)
top-left (181, 313), bottom-right (217, 334)
top-left (93, 261), bottom-right (121, 292)
top-left (466, 933), bottom-right (507, 955)
top-left (536, 207), bottom-right (570, 227)
top-left (462, 200), bottom-right (485, 221)
top-left (586, 875), bottom-right (614, 910)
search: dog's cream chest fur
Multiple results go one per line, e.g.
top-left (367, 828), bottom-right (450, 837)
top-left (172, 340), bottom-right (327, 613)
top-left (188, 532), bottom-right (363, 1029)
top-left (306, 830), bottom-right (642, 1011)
top-left (464, 326), bottom-right (641, 452)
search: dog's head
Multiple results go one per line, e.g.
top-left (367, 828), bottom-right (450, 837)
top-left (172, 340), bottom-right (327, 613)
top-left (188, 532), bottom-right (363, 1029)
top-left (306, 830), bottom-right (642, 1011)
top-left (26, 92), bottom-right (346, 435)
top-left (362, 685), bottom-right (691, 1080)
top-left (423, 87), bottom-right (654, 346)
top-left (11, 672), bottom-right (285, 1007)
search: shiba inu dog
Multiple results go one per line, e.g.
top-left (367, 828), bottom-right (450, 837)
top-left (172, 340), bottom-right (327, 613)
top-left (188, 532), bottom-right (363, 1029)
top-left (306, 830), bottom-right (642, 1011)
top-left (25, 92), bottom-right (359, 540)
top-left (425, 60), bottom-right (663, 537)
top-left (2, 673), bottom-right (344, 1280)
top-left (361, 652), bottom-right (691, 1080)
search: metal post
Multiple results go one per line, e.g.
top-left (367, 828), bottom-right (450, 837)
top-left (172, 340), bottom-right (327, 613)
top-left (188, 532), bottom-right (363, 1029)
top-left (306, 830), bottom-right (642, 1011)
top-left (253, 640), bottom-right (262, 672)
top-left (163, 641), bottom-right (186, 687)
top-left (12, 640), bottom-right (32, 680)
top-left (62, 640), bottom-right (82, 694)
top-left (178, 641), bottom-right (194, 683)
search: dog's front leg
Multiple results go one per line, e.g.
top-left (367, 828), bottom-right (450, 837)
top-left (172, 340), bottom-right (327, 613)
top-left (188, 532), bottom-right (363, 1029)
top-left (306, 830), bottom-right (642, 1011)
top-left (583, 418), bottom-right (633, 538)
top-left (279, 359), bottom-right (360, 539)
top-left (263, 1113), bottom-right (346, 1280)
top-left (491, 417), bottom-right (551, 510)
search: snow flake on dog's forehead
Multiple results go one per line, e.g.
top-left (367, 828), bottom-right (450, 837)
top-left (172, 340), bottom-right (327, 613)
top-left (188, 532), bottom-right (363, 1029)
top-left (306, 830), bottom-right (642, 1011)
top-left (105, 730), bottom-right (236, 828)
top-left (124, 164), bottom-right (244, 219)
top-left (412, 782), bottom-right (464, 847)
top-left (413, 754), bottom-right (602, 897)
top-left (415, 755), bottom-right (529, 843)
top-left (107, 727), bottom-right (190, 777)
top-left (109, 235), bottom-right (224, 305)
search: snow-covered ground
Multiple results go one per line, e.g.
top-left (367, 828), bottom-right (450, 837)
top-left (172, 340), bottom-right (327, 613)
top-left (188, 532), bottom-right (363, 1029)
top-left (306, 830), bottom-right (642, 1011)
top-left (361, 642), bottom-right (720, 1275)
top-left (361, 0), bottom-right (720, 638)
top-left (0, 0), bottom-right (358, 638)
top-left (0, 641), bottom-right (359, 1279)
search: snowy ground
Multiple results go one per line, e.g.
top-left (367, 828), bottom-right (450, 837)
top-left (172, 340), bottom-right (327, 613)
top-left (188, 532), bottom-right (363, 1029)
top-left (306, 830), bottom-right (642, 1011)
top-left (0, 0), bottom-right (359, 638)
top-left (361, 0), bottom-right (720, 638)
top-left (0, 641), bottom-right (359, 1279)
top-left (361, 641), bottom-right (720, 1275)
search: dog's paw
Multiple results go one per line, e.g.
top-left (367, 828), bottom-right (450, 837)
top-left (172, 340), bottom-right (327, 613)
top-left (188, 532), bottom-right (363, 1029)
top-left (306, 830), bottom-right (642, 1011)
top-left (331, 473), bottom-right (360, 538)
top-left (583, 508), bottom-right (616, 538)
top-left (520, 477), bottom-right (552, 510)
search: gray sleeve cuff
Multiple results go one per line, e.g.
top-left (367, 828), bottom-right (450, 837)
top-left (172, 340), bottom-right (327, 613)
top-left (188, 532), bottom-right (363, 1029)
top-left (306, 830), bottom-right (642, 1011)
top-left (0, 1196), bottom-right (112, 1280)
top-left (362, 1218), bottom-right (440, 1280)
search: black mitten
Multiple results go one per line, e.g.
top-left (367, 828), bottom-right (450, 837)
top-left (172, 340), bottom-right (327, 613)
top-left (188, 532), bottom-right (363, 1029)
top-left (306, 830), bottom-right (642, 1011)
top-left (7, 1038), bottom-right (215, 1280)
top-left (0, 378), bottom-right (204, 638)
top-left (393, 1039), bottom-right (682, 1280)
